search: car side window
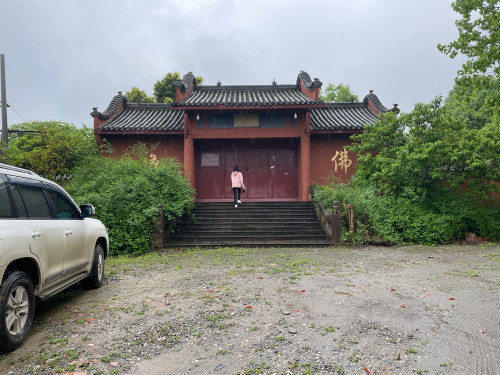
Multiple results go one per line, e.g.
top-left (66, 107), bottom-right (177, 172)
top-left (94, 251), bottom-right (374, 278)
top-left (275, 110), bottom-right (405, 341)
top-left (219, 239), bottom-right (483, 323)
top-left (8, 184), bottom-right (28, 218)
top-left (0, 175), bottom-right (14, 218)
top-left (16, 184), bottom-right (52, 218)
top-left (47, 190), bottom-right (79, 219)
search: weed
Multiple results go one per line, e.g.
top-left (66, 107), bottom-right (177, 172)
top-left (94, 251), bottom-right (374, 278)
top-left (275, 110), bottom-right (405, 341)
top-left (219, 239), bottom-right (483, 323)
top-left (405, 348), bottom-right (417, 355)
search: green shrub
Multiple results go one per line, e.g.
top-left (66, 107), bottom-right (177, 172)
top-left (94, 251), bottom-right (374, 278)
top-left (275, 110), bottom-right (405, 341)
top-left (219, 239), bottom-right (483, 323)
top-left (313, 178), bottom-right (500, 245)
top-left (66, 144), bottom-right (194, 254)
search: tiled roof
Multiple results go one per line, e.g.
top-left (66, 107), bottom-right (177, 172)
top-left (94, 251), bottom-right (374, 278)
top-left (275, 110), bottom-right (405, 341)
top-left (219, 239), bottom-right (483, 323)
top-left (97, 103), bottom-right (183, 132)
top-left (172, 85), bottom-right (322, 107)
top-left (91, 92), bottom-right (127, 120)
top-left (310, 103), bottom-right (378, 131)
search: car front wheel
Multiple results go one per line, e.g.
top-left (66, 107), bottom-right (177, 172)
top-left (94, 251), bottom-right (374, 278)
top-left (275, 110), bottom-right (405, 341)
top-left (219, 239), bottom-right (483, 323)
top-left (0, 271), bottom-right (35, 352)
top-left (80, 243), bottom-right (105, 290)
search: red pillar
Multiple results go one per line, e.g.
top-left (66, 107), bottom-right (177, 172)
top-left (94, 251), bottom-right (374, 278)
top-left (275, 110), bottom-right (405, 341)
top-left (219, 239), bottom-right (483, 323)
top-left (183, 112), bottom-right (195, 190)
top-left (300, 110), bottom-right (311, 202)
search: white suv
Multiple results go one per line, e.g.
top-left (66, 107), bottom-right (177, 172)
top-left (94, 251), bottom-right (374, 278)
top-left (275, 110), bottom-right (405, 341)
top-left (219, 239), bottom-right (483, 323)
top-left (0, 163), bottom-right (108, 351)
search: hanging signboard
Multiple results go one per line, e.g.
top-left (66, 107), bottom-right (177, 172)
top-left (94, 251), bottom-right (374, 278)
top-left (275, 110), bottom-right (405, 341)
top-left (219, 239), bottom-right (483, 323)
top-left (234, 114), bottom-right (259, 128)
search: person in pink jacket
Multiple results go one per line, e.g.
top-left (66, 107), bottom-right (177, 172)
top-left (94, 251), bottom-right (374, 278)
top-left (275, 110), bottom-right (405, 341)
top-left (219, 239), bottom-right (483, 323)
top-left (231, 165), bottom-right (245, 208)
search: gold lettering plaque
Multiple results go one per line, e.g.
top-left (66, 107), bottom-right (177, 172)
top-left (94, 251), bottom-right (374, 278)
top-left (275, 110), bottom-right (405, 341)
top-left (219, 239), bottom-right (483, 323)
top-left (234, 114), bottom-right (259, 128)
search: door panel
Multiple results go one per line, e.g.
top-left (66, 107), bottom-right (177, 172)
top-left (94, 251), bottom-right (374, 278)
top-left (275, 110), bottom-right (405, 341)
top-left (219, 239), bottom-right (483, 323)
top-left (46, 189), bottom-right (91, 274)
top-left (272, 150), bottom-right (297, 198)
top-left (246, 151), bottom-right (271, 198)
top-left (13, 184), bottom-right (66, 285)
top-left (196, 151), bottom-right (225, 199)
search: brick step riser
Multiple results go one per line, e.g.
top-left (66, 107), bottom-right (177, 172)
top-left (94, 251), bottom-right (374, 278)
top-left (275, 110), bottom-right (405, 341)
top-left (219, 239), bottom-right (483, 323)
top-left (181, 223), bottom-right (321, 227)
top-left (193, 212), bottom-right (316, 217)
top-left (195, 203), bottom-right (313, 206)
top-left (167, 243), bottom-right (331, 247)
top-left (193, 213), bottom-right (317, 218)
top-left (174, 229), bottom-right (325, 235)
top-left (170, 236), bottom-right (327, 241)
top-left (178, 221), bottom-right (321, 230)
top-left (182, 218), bottom-right (320, 223)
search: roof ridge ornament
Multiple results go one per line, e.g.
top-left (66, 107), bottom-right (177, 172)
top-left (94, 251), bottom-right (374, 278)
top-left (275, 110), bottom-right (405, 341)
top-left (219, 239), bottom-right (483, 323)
top-left (297, 71), bottom-right (322, 91)
top-left (272, 79), bottom-right (277, 86)
top-left (174, 72), bottom-right (197, 93)
top-left (363, 90), bottom-right (392, 113)
top-left (216, 79), bottom-right (221, 86)
top-left (91, 91), bottom-right (127, 119)
top-left (391, 103), bottom-right (400, 114)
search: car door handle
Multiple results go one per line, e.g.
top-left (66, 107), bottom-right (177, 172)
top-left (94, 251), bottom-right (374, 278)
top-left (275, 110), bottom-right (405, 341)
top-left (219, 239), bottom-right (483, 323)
top-left (31, 231), bottom-right (42, 238)
top-left (65, 230), bottom-right (73, 236)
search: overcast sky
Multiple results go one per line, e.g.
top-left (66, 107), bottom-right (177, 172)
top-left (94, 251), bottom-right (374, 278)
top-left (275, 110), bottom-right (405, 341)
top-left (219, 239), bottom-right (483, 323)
top-left (1, 0), bottom-right (467, 128)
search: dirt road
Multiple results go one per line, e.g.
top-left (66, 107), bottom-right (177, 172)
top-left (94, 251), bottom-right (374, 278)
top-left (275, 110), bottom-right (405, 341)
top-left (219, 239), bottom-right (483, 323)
top-left (1, 244), bottom-right (499, 375)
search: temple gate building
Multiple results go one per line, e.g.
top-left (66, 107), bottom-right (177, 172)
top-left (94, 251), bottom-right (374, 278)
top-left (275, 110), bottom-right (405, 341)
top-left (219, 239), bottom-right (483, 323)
top-left (91, 71), bottom-right (398, 202)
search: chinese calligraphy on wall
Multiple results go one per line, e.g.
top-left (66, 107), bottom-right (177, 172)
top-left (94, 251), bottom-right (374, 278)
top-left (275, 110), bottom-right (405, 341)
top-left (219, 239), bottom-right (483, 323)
top-left (331, 149), bottom-right (352, 174)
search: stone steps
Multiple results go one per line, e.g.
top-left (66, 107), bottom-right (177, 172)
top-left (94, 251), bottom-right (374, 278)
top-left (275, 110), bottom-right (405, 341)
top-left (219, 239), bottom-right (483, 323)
top-left (168, 202), bottom-right (330, 247)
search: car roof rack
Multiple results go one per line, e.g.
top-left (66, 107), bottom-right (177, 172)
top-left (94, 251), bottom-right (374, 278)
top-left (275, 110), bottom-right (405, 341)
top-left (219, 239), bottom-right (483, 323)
top-left (0, 163), bottom-right (39, 176)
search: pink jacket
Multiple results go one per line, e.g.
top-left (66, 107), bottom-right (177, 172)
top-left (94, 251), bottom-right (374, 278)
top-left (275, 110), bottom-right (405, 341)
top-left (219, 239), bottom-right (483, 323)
top-left (231, 171), bottom-right (244, 188)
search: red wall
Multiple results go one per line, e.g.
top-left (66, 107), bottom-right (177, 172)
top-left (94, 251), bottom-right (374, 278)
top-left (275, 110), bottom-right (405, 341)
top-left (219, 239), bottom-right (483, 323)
top-left (101, 134), bottom-right (184, 163)
top-left (310, 134), bottom-right (358, 185)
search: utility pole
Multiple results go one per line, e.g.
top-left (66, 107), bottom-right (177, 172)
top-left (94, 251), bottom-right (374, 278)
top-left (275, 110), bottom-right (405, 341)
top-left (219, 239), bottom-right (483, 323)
top-left (0, 54), bottom-right (8, 162)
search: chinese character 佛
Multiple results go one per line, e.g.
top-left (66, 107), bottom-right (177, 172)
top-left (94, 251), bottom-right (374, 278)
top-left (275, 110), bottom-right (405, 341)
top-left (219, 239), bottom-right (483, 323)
top-left (149, 153), bottom-right (159, 167)
top-left (331, 149), bottom-right (352, 174)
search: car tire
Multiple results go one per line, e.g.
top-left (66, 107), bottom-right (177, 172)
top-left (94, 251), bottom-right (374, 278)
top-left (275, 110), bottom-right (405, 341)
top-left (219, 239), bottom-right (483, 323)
top-left (80, 243), bottom-right (105, 291)
top-left (0, 271), bottom-right (35, 352)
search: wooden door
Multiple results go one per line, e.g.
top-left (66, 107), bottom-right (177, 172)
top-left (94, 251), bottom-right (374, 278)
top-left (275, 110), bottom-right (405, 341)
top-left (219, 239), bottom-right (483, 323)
top-left (271, 150), bottom-right (297, 198)
top-left (197, 148), bottom-right (297, 200)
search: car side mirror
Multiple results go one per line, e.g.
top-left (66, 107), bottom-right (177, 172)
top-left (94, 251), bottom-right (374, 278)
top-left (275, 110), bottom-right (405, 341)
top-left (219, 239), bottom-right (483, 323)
top-left (80, 204), bottom-right (95, 218)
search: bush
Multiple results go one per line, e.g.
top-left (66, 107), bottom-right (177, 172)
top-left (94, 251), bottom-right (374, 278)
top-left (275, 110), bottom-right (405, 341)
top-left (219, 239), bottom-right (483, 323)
top-left (65, 146), bottom-right (194, 254)
top-left (313, 178), bottom-right (500, 245)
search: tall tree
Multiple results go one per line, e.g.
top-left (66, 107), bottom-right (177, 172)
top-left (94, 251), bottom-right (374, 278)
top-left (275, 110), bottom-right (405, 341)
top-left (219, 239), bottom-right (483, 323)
top-left (438, 0), bottom-right (500, 112)
top-left (444, 82), bottom-right (493, 130)
top-left (125, 87), bottom-right (156, 103)
top-left (6, 121), bottom-right (99, 178)
top-left (320, 83), bottom-right (359, 103)
top-left (154, 72), bottom-right (204, 103)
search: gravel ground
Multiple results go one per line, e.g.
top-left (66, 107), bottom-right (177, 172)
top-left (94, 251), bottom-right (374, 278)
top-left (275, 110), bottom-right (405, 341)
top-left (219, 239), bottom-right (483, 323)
top-left (1, 243), bottom-right (499, 375)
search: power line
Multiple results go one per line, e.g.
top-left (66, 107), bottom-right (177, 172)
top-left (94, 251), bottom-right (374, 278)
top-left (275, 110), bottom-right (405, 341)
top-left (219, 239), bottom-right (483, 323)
top-left (0, 100), bottom-right (29, 123)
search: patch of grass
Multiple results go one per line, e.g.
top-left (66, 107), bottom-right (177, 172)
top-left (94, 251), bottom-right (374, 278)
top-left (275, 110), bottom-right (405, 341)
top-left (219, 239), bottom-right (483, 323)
top-left (324, 325), bottom-right (336, 333)
top-left (17, 352), bottom-right (33, 363)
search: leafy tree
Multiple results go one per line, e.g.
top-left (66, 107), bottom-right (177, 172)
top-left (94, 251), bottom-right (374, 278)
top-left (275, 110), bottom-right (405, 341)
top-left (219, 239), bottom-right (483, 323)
top-left (444, 82), bottom-right (493, 130)
top-left (154, 72), bottom-right (204, 103)
top-left (5, 121), bottom-right (98, 179)
top-left (125, 87), bottom-right (156, 103)
top-left (349, 96), bottom-right (500, 199)
top-left (438, 0), bottom-right (500, 111)
top-left (320, 83), bottom-right (359, 103)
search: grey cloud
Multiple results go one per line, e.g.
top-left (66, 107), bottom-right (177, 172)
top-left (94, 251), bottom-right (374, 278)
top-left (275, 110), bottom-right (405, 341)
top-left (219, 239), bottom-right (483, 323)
top-left (0, 0), bottom-right (467, 128)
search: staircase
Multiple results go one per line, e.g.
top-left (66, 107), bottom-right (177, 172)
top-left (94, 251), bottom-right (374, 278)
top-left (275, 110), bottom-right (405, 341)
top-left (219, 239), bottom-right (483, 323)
top-left (168, 202), bottom-right (330, 247)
